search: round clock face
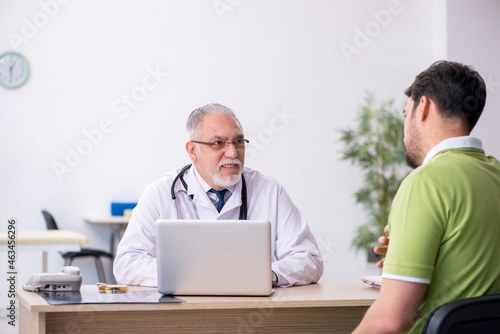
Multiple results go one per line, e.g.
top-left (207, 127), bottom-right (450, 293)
top-left (0, 52), bottom-right (30, 89)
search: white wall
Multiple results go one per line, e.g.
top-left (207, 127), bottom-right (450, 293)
top-left (1, 0), bottom-right (499, 309)
top-left (447, 0), bottom-right (500, 158)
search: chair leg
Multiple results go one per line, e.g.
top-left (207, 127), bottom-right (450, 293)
top-left (64, 258), bottom-right (72, 267)
top-left (94, 257), bottom-right (107, 283)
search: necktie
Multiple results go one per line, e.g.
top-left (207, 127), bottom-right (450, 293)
top-left (209, 188), bottom-right (228, 213)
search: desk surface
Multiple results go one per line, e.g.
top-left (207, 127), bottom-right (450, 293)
top-left (85, 217), bottom-right (129, 224)
top-left (18, 281), bottom-right (378, 312)
top-left (0, 230), bottom-right (88, 246)
top-left (18, 282), bottom-right (378, 334)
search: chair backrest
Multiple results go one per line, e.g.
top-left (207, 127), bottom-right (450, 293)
top-left (41, 210), bottom-right (59, 230)
top-left (421, 294), bottom-right (500, 334)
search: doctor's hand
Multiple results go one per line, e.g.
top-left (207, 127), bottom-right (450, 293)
top-left (373, 224), bottom-right (389, 268)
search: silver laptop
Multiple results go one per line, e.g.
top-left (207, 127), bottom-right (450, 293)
top-left (156, 219), bottom-right (273, 296)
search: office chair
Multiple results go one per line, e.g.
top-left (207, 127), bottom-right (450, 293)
top-left (41, 210), bottom-right (114, 283)
top-left (421, 293), bottom-right (500, 334)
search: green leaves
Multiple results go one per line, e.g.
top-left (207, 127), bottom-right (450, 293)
top-left (340, 92), bottom-right (409, 254)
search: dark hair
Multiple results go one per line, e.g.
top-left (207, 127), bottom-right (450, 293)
top-left (404, 61), bottom-right (487, 132)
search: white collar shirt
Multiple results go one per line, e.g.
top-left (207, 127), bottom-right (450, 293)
top-left (422, 136), bottom-right (483, 166)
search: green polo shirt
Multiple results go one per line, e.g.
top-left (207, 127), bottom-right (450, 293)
top-left (383, 148), bottom-right (500, 333)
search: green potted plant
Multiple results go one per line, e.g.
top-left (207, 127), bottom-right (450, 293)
top-left (339, 92), bottom-right (409, 261)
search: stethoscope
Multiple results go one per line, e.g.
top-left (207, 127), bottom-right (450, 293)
top-left (170, 164), bottom-right (248, 220)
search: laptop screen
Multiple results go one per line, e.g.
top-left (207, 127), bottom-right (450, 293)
top-left (156, 219), bottom-right (273, 296)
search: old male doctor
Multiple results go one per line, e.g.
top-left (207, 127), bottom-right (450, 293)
top-left (113, 103), bottom-right (323, 287)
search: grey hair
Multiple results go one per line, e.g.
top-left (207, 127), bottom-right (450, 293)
top-left (186, 103), bottom-right (242, 140)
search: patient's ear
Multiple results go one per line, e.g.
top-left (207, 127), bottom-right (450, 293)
top-left (418, 96), bottom-right (431, 122)
top-left (186, 142), bottom-right (198, 162)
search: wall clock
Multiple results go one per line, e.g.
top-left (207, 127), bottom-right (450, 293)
top-left (0, 51), bottom-right (30, 89)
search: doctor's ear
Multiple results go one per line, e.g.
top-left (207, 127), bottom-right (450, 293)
top-left (186, 142), bottom-right (198, 162)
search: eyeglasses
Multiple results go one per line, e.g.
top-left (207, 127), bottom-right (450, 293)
top-left (190, 138), bottom-right (249, 150)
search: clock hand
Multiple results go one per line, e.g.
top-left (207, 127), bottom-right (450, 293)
top-left (9, 61), bottom-right (16, 78)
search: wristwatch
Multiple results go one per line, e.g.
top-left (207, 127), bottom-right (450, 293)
top-left (272, 271), bottom-right (278, 286)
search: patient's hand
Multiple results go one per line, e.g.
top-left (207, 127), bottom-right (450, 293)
top-left (373, 225), bottom-right (389, 268)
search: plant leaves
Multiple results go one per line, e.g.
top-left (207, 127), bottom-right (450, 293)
top-left (339, 92), bottom-right (410, 253)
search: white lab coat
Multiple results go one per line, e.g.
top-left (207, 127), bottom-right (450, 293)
top-left (113, 165), bottom-right (324, 287)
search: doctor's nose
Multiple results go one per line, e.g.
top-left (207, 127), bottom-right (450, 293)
top-left (224, 142), bottom-right (239, 158)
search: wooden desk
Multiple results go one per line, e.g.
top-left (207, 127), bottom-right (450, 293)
top-left (84, 217), bottom-right (129, 255)
top-left (17, 282), bottom-right (378, 334)
top-left (0, 230), bottom-right (88, 272)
